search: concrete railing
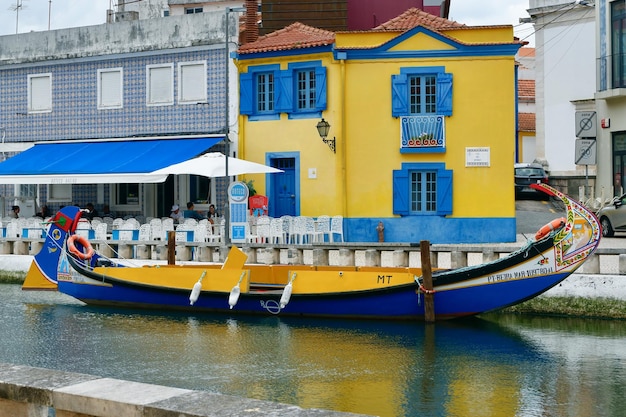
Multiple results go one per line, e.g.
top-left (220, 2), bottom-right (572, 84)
top-left (0, 363), bottom-right (365, 417)
top-left (1, 236), bottom-right (620, 275)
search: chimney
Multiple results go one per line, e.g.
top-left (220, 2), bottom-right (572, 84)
top-left (244, 0), bottom-right (258, 44)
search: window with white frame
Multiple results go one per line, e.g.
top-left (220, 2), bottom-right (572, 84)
top-left (146, 64), bottom-right (174, 106)
top-left (48, 184), bottom-right (72, 202)
top-left (112, 183), bottom-right (141, 210)
top-left (28, 73), bottom-right (52, 113)
top-left (178, 61), bottom-right (207, 104)
top-left (256, 72), bottom-right (275, 113)
top-left (19, 184), bottom-right (37, 199)
top-left (185, 7), bottom-right (203, 14)
top-left (393, 163), bottom-right (452, 216)
top-left (97, 68), bottom-right (123, 109)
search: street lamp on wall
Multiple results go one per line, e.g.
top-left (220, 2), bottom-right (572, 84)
top-left (316, 118), bottom-right (336, 154)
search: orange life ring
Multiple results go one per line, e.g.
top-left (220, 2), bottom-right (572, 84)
top-left (67, 234), bottom-right (95, 260)
top-left (535, 217), bottom-right (566, 240)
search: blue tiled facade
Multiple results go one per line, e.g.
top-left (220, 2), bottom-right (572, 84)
top-left (0, 46), bottom-right (229, 217)
top-left (0, 48), bottom-right (225, 140)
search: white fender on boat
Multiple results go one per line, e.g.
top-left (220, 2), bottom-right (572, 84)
top-left (189, 271), bottom-right (206, 306)
top-left (279, 272), bottom-right (297, 309)
top-left (228, 286), bottom-right (240, 309)
top-left (228, 272), bottom-right (247, 309)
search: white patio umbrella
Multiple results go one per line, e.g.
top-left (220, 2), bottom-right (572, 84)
top-left (150, 152), bottom-right (283, 177)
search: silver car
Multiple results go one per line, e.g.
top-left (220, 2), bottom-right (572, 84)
top-left (597, 193), bottom-right (626, 237)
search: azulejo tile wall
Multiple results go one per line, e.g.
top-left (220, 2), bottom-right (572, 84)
top-left (0, 48), bottom-right (225, 142)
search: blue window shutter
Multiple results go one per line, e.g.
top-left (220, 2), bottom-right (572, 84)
top-left (315, 66), bottom-right (327, 111)
top-left (391, 73), bottom-right (408, 117)
top-left (392, 168), bottom-right (409, 215)
top-left (239, 72), bottom-right (253, 115)
top-left (276, 69), bottom-right (293, 113)
top-left (436, 72), bottom-right (453, 116)
top-left (437, 168), bottom-right (453, 215)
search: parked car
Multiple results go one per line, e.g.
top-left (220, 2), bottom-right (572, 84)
top-left (514, 163), bottom-right (549, 199)
top-left (596, 194), bottom-right (626, 237)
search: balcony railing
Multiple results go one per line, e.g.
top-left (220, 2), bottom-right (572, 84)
top-left (400, 115), bottom-right (445, 151)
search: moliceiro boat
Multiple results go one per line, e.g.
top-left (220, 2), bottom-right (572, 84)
top-left (22, 184), bottom-right (601, 321)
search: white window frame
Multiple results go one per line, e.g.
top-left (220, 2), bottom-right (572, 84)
top-left (97, 68), bottom-right (124, 110)
top-left (178, 61), bottom-right (207, 104)
top-left (47, 184), bottom-right (72, 203)
top-left (27, 73), bottom-right (52, 113)
top-left (146, 63), bottom-right (174, 106)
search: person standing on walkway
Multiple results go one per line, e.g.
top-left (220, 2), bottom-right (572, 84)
top-left (10, 205), bottom-right (20, 218)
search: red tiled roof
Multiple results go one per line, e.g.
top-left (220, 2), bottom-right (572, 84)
top-left (238, 22), bottom-right (335, 54)
top-left (518, 47), bottom-right (535, 57)
top-left (373, 7), bottom-right (466, 31)
top-left (518, 79), bottom-right (535, 100)
top-left (518, 112), bottom-right (536, 132)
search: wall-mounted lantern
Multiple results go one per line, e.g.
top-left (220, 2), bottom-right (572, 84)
top-left (316, 118), bottom-right (336, 154)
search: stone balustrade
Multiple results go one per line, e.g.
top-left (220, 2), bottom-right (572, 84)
top-left (0, 236), bottom-right (619, 275)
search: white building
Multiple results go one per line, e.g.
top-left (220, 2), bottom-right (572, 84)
top-left (528, 0), bottom-right (597, 196)
top-left (595, 0), bottom-right (626, 198)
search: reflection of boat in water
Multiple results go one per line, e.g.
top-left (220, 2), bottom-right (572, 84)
top-left (23, 184), bottom-right (601, 321)
top-left (11, 284), bottom-right (551, 417)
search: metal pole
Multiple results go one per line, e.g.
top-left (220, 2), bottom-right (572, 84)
top-left (224, 7), bottom-right (230, 246)
top-left (223, 7), bottom-right (245, 246)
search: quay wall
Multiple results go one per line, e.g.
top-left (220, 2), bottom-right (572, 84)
top-left (0, 363), bottom-right (366, 417)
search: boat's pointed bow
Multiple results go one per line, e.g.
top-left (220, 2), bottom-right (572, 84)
top-left (531, 183), bottom-right (602, 258)
top-left (21, 205), bottom-right (84, 291)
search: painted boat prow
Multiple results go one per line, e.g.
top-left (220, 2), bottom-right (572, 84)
top-left (420, 183), bottom-right (602, 318)
top-left (22, 206), bottom-right (84, 291)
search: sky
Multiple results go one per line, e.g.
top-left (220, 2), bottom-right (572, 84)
top-left (0, 0), bottom-right (535, 45)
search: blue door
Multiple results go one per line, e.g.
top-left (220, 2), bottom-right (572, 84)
top-left (270, 157), bottom-right (296, 217)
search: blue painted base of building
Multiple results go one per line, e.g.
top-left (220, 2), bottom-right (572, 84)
top-left (346, 217), bottom-right (517, 244)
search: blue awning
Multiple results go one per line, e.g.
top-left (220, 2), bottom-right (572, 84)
top-left (0, 136), bottom-right (223, 184)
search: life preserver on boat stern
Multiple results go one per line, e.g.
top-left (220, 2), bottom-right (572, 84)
top-left (67, 234), bottom-right (95, 260)
top-left (534, 217), bottom-right (567, 241)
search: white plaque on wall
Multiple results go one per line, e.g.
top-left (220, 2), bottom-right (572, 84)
top-left (465, 147), bottom-right (490, 167)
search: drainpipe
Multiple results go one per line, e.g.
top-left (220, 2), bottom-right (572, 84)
top-left (339, 55), bottom-right (348, 217)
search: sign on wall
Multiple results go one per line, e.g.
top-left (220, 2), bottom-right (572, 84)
top-left (575, 138), bottom-right (597, 165)
top-left (465, 147), bottom-right (490, 167)
top-left (574, 111), bottom-right (597, 138)
top-left (228, 181), bottom-right (249, 243)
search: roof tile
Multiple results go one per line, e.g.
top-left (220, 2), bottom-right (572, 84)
top-left (518, 112), bottom-right (536, 132)
top-left (518, 79), bottom-right (535, 100)
top-left (238, 22), bottom-right (335, 54)
top-left (373, 7), bottom-right (465, 31)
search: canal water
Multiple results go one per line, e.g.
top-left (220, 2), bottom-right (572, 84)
top-left (1, 284), bottom-right (625, 417)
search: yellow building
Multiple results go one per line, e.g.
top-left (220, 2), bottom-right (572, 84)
top-left (235, 9), bottom-right (522, 243)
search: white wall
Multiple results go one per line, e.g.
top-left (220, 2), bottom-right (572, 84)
top-left (530, 0), bottom-right (596, 175)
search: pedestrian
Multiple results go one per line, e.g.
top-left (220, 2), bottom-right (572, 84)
top-left (9, 205), bottom-right (19, 219)
top-left (36, 205), bottom-right (50, 218)
top-left (184, 202), bottom-right (205, 220)
top-left (207, 204), bottom-right (219, 223)
top-left (84, 203), bottom-right (98, 220)
top-left (170, 204), bottom-right (183, 222)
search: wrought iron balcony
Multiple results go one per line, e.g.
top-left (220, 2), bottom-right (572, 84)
top-left (400, 115), bottom-right (445, 151)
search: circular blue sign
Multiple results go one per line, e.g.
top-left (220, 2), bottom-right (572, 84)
top-left (228, 182), bottom-right (249, 203)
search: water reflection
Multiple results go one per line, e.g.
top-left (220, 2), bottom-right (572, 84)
top-left (2, 285), bottom-right (626, 417)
